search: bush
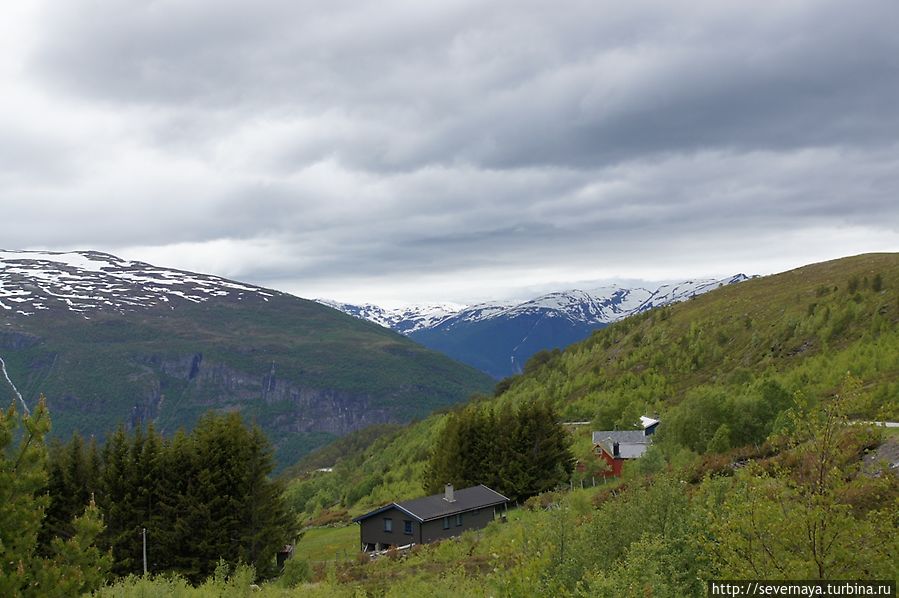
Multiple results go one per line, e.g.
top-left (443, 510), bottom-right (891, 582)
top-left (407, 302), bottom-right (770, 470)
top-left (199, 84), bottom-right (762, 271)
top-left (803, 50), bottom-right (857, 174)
top-left (279, 557), bottom-right (312, 588)
top-left (95, 560), bottom-right (257, 597)
top-left (523, 490), bottom-right (565, 511)
top-left (306, 508), bottom-right (350, 527)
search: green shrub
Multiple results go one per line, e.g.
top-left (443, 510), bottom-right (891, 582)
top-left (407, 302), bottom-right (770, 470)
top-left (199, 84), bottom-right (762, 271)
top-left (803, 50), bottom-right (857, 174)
top-left (279, 557), bottom-right (312, 588)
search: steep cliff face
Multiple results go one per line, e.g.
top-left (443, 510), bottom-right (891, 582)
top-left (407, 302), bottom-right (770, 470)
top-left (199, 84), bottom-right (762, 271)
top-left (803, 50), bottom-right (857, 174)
top-left (1, 313), bottom-right (488, 467)
top-left (129, 352), bottom-right (395, 437)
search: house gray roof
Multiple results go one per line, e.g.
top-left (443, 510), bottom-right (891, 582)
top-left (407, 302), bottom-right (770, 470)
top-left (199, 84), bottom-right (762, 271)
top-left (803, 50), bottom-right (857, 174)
top-left (610, 442), bottom-right (650, 459)
top-left (591, 430), bottom-right (649, 445)
top-left (352, 484), bottom-right (509, 524)
top-left (592, 430), bottom-right (652, 460)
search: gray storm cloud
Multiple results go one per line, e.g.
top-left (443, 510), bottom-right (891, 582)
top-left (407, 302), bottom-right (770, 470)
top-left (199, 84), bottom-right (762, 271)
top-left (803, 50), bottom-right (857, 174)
top-left (1, 0), bottom-right (898, 302)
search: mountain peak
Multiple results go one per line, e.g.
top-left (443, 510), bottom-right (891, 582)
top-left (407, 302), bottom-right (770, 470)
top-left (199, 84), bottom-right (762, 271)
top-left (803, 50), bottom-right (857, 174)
top-left (0, 249), bottom-right (276, 317)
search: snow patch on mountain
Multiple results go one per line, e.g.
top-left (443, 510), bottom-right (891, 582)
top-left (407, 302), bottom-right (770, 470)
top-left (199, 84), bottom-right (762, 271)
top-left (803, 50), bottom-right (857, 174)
top-left (317, 300), bottom-right (470, 333)
top-left (0, 250), bottom-right (278, 317)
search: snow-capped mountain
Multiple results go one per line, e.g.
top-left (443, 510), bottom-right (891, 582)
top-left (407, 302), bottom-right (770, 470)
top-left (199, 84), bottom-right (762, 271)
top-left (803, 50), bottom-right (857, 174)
top-left (0, 249), bottom-right (492, 468)
top-left (315, 300), bottom-right (469, 334)
top-left (0, 249), bottom-right (277, 317)
top-left (323, 275), bottom-right (748, 333)
top-left (319, 274), bottom-right (749, 378)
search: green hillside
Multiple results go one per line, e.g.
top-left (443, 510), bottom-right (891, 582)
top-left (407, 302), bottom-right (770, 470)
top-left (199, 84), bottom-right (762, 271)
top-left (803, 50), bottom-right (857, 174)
top-left (94, 253), bottom-right (898, 596)
top-left (285, 253), bottom-right (899, 518)
top-left (0, 290), bottom-right (494, 467)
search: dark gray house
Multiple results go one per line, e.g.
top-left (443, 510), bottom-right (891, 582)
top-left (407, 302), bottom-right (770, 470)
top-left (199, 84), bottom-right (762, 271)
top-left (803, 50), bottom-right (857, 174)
top-left (352, 484), bottom-right (509, 551)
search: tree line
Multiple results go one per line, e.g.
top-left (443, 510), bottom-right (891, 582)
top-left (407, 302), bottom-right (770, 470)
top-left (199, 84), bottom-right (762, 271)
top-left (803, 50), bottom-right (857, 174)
top-left (2, 398), bottom-right (296, 595)
top-left (424, 399), bottom-right (574, 502)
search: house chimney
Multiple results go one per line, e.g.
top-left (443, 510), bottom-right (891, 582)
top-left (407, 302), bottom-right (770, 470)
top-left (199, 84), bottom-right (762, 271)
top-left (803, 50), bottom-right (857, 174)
top-left (612, 442), bottom-right (620, 457)
top-left (444, 484), bottom-right (455, 502)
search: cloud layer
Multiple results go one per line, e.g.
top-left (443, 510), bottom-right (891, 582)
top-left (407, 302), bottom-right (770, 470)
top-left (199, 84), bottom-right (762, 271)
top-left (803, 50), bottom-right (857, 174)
top-left (2, 0), bottom-right (898, 303)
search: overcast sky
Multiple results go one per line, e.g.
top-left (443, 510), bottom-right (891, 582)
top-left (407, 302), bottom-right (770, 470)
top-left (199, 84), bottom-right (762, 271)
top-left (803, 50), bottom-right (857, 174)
top-left (2, 0), bottom-right (898, 305)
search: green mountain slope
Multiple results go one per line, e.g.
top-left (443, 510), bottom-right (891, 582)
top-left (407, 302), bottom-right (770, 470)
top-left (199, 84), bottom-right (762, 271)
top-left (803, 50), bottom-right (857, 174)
top-left (285, 253), bottom-right (899, 516)
top-left (0, 252), bottom-right (494, 467)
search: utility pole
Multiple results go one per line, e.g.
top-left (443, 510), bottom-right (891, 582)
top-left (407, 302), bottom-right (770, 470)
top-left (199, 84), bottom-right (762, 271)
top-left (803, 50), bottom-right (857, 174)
top-left (142, 528), bottom-right (148, 575)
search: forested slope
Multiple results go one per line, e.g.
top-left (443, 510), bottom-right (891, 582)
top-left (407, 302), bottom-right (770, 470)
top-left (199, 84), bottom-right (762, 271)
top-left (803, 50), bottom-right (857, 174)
top-left (42, 252), bottom-right (897, 596)
top-left (285, 253), bottom-right (899, 519)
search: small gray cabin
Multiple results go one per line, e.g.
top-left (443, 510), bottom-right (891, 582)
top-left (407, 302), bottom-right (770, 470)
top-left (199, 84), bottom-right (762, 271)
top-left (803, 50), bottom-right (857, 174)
top-left (352, 484), bottom-right (509, 551)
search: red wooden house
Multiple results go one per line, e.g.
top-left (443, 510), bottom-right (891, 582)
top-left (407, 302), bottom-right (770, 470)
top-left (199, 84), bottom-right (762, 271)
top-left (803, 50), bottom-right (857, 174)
top-left (591, 417), bottom-right (659, 478)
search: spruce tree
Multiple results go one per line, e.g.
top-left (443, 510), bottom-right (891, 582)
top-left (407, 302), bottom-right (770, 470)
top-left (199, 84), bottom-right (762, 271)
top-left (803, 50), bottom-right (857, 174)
top-left (34, 499), bottom-right (111, 596)
top-left (154, 430), bottom-right (201, 578)
top-left (494, 402), bottom-right (528, 499)
top-left (523, 400), bottom-right (574, 495)
top-left (38, 440), bottom-right (69, 554)
top-left (0, 398), bottom-right (109, 596)
top-left (37, 411), bottom-right (299, 581)
top-left (99, 425), bottom-right (135, 576)
top-left (0, 399), bottom-right (51, 595)
top-left (424, 400), bottom-right (573, 502)
top-left (237, 425), bottom-right (295, 578)
top-left (424, 413), bottom-right (464, 494)
top-left (174, 411), bottom-right (295, 581)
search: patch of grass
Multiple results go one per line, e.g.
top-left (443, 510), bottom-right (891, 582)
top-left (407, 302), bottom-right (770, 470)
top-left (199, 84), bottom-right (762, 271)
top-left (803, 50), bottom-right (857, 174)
top-left (294, 526), bottom-right (359, 563)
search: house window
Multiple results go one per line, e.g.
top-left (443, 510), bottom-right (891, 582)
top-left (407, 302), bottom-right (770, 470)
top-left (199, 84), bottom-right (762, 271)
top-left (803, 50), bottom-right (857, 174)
top-left (455, 514), bottom-right (463, 527)
top-left (383, 518), bottom-right (392, 533)
top-left (403, 520), bottom-right (413, 535)
top-left (442, 517), bottom-right (450, 530)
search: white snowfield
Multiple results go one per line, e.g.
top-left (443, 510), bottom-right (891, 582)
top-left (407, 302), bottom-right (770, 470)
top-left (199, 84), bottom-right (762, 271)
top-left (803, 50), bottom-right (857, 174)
top-left (315, 300), bottom-right (471, 333)
top-left (0, 250), bottom-right (277, 317)
top-left (320, 274), bottom-right (749, 335)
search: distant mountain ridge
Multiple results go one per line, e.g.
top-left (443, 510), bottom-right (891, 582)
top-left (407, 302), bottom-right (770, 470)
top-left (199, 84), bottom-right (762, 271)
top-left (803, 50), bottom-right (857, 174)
top-left (0, 249), bottom-right (278, 316)
top-left (0, 250), bottom-right (493, 467)
top-left (319, 275), bottom-right (750, 378)
top-left (315, 300), bottom-right (468, 334)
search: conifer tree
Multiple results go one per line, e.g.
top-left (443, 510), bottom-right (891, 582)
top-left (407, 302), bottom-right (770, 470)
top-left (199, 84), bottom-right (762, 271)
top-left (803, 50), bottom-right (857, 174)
top-left (153, 430), bottom-right (202, 578)
top-left (0, 398), bottom-right (109, 596)
top-left (493, 402), bottom-right (528, 499)
top-left (237, 426), bottom-right (295, 578)
top-left (34, 499), bottom-right (111, 596)
top-left (39, 440), bottom-right (69, 554)
top-left (0, 399), bottom-right (51, 595)
top-left (171, 412), bottom-right (295, 581)
top-left (190, 413), bottom-right (244, 575)
top-left (423, 413), bottom-right (464, 495)
top-left (424, 400), bottom-right (573, 501)
top-left (138, 425), bottom-right (163, 570)
top-left (99, 425), bottom-right (135, 576)
top-left (511, 399), bottom-right (572, 497)
top-left (38, 433), bottom-right (98, 555)
top-left (40, 411), bottom-right (297, 581)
